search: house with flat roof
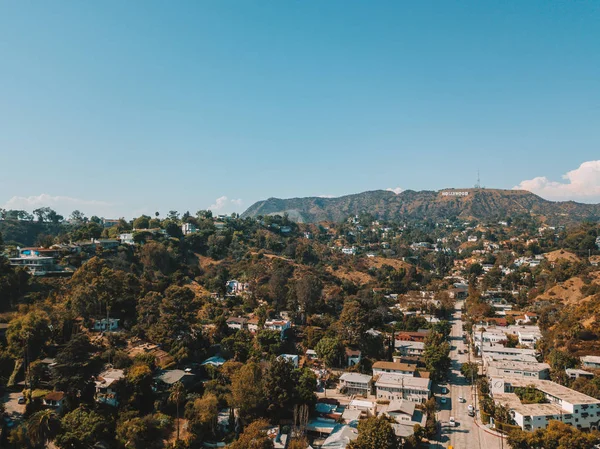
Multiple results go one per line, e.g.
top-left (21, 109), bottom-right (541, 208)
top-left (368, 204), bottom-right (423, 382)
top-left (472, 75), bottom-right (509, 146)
top-left (372, 361), bottom-right (417, 377)
top-left (339, 373), bottom-right (372, 397)
top-left (480, 344), bottom-right (537, 358)
top-left (375, 373), bottom-right (431, 403)
top-left (566, 368), bottom-right (594, 380)
top-left (490, 377), bottom-right (600, 431)
top-left (581, 355), bottom-right (600, 370)
top-left (486, 360), bottom-right (550, 380)
top-left (394, 340), bottom-right (425, 356)
top-left (95, 368), bottom-right (125, 407)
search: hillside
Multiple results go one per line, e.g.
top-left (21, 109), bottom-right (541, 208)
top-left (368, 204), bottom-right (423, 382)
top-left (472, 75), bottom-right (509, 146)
top-left (242, 188), bottom-right (600, 224)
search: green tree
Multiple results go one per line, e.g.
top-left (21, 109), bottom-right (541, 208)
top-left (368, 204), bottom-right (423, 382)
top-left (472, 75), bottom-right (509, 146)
top-left (315, 337), bottom-right (345, 368)
top-left (116, 414), bottom-right (166, 449)
top-left (26, 409), bottom-right (60, 448)
top-left (133, 215), bottom-right (151, 229)
top-left (229, 419), bottom-right (274, 449)
top-left (231, 362), bottom-right (265, 421)
top-left (347, 416), bottom-right (399, 449)
top-left (169, 382), bottom-right (186, 442)
top-left (55, 407), bottom-right (111, 449)
top-left (422, 331), bottom-right (451, 382)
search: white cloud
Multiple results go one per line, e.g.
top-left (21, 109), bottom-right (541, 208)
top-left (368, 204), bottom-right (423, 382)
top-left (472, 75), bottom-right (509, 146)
top-left (2, 194), bottom-right (116, 217)
top-left (209, 196), bottom-right (244, 213)
top-left (387, 187), bottom-right (403, 195)
top-left (514, 161), bottom-right (600, 203)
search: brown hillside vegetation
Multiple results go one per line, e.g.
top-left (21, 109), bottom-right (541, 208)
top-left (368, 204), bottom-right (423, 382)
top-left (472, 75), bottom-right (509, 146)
top-left (536, 271), bottom-right (600, 306)
top-left (544, 249), bottom-right (581, 263)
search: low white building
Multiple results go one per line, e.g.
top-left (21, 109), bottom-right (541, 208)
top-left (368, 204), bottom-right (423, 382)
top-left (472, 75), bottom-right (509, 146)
top-left (95, 368), bottom-right (125, 407)
top-left (372, 361), bottom-right (416, 377)
top-left (119, 233), bottom-right (135, 245)
top-left (339, 373), bottom-right (371, 397)
top-left (491, 377), bottom-right (600, 431)
top-left (581, 355), bottom-right (600, 370)
top-left (181, 223), bottom-right (197, 235)
top-left (394, 341), bottom-right (425, 356)
top-left (566, 368), bottom-right (594, 380)
top-left (486, 360), bottom-right (550, 380)
top-left (481, 345), bottom-right (537, 359)
top-left (375, 373), bottom-right (431, 403)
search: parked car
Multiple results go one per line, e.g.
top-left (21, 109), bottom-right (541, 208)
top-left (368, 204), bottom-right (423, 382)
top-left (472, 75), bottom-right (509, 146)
top-left (441, 387), bottom-right (448, 394)
top-left (459, 396), bottom-right (466, 403)
top-left (440, 397), bottom-right (447, 404)
top-left (449, 416), bottom-right (456, 427)
top-left (17, 396), bottom-right (26, 404)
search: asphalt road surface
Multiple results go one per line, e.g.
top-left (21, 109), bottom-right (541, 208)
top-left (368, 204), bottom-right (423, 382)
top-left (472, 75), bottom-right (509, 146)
top-left (431, 301), bottom-right (506, 449)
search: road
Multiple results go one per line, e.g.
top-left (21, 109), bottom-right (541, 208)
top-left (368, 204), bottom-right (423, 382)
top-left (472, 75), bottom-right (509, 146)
top-left (431, 300), bottom-right (505, 449)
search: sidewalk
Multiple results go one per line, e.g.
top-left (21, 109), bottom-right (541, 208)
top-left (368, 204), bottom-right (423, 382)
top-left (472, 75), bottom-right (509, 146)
top-left (473, 413), bottom-right (507, 439)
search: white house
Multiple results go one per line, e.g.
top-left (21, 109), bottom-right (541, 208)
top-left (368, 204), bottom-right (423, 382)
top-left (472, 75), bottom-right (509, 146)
top-left (119, 233), bottom-right (135, 245)
top-left (95, 368), bottom-right (125, 407)
top-left (581, 355), bottom-right (600, 370)
top-left (339, 372), bottom-right (372, 397)
top-left (491, 377), bottom-right (600, 431)
top-left (394, 341), bottom-right (425, 357)
top-left (372, 361), bottom-right (417, 377)
top-left (375, 373), bottom-right (431, 403)
top-left (566, 368), bottom-right (594, 380)
top-left (181, 223), bottom-right (197, 235)
top-left (342, 247), bottom-right (357, 255)
top-left (486, 360), bottom-right (550, 380)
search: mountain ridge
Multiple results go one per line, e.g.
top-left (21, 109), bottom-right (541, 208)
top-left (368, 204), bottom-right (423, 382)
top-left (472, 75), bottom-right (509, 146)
top-left (241, 188), bottom-right (600, 224)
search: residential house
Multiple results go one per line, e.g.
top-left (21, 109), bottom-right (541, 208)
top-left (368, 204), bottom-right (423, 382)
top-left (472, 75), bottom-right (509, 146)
top-left (91, 318), bottom-right (120, 332)
top-left (95, 368), bottom-right (125, 407)
top-left (566, 369), bottom-right (594, 380)
top-left (247, 317), bottom-right (260, 333)
top-left (181, 223), bottom-right (197, 235)
top-left (347, 399), bottom-right (377, 417)
top-left (345, 349), bottom-right (361, 367)
top-left (383, 399), bottom-right (426, 439)
top-left (119, 233), bottom-right (135, 245)
top-left (581, 356), bottom-right (600, 370)
top-left (43, 391), bottom-right (65, 413)
top-left (372, 361), bottom-right (417, 377)
top-left (226, 317), bottom-right (247, 330)
top-left (153, 369), bottom-right (195, 391)
top-left (394, 341), bottom-right (425, 357)
top-left (490, 377), bottom-right (600, 431)
top-left (375, 373), bottom-right (431, 403)
top-left (320, 424), bottom-right (358, 449)
top-left (396, 331), bottom-right (429, 342)
top-left (339, 373), bottom-right (371, 397)
top-left (486, 360), bottom-right (550, 380)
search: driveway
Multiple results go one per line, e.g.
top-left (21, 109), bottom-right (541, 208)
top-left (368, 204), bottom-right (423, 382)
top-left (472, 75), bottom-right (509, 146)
top-left (3, 392), bottom-right (25, 421)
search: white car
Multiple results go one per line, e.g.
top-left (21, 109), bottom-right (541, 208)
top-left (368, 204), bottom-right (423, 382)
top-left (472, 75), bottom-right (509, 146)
top-left (449, 416), bottom-right (456, 427)
top-left (459, 396), bottom-right (466, 403)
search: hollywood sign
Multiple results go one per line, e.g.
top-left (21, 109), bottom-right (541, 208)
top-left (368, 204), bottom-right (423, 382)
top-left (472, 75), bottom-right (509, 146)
top-left (441, 191), bottom-right (469, 197)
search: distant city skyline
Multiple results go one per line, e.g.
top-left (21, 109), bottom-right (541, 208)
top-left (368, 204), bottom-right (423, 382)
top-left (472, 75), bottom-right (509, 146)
top-left (1, 2), bottom-right (599, 218)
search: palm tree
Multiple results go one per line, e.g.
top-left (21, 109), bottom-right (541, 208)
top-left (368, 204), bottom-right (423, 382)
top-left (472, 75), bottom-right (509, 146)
top-left (26, 409), bottom-right (59, 447)
top-left (169, 381), bottom-right (186, 442)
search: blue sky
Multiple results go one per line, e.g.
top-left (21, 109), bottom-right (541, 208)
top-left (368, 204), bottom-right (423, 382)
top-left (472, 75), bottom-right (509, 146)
top-left (1, 1), bottom-right (599, 218)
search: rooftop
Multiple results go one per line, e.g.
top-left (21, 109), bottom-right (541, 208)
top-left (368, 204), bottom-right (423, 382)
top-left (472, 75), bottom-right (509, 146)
top-left (372, 361), bottom-right (417, 372)
top-left (375, 373), bottom-right (431, 390)
top-left (340, 372), bottom-right (372, 384)
top-left (499, 377), bottom-right (600, 405)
